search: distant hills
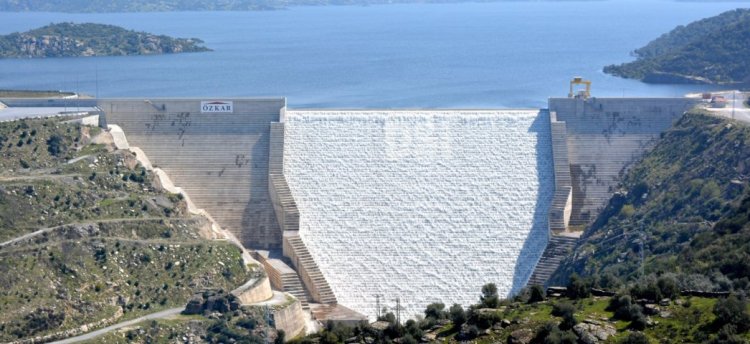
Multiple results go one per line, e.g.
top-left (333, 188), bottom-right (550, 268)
top-left (0, 0), bottom-right (595, 12)
top-left (604, 8), bottom-right (750, 84)
top-left (0, 23), bottom-right (210, 58)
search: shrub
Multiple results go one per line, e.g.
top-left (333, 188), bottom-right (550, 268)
top-left (46, 135), bottom-right (65, 156)
top-left (528, 284), bottom-right (546, 303)
top-left (480, 283), bottom-right (499, 308)
top-left (567, 274), bottom-right (591, 299)
top-left (620, 331), bottom-right (650, 344)
top-left (424, 302), bottom-right (446, 320)
top-left (449, 304), bottom-right (466, 327)
top-left (552, 301), bottom-right (577, 330)
top-left (534, 322), bottom-right (577, 344)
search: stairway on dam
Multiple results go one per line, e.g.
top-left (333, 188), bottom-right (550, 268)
top-left (526, 235), bottom-right (577, 287)
top-left (100, 99), bottom-right (285, 249)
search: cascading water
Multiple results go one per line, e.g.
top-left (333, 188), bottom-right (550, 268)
top-left (283, 110), bottom-right (553, 319)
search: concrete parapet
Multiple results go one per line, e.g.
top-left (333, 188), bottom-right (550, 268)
top-left (269, 298), bottom-right (307, 340)
top-left (233, 277), bottom-right (274, 305)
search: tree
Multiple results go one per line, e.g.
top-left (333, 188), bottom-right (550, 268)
top-left (528, 284), bottom-right (546, 303)
top-left (713, 295), bottom-right (750, 332)
top-left (449, 304), bottom-right (466, 327)
top-left (480, 283), bottom-right (499, 308)
top-left (567, 274), bottom-right (591, 299)
top-left (424, 302), bottom-right (446, 320)
top-left (46, 134), bottom-right (65, 157)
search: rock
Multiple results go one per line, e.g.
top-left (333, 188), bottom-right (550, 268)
top-left (643, 304), bottom-right (660, 315)
top-left (423, 333), bottom-right (437, 341)
top-left (659, 311), bottom-right (672, 318)
top-left (509, 329), bottom-right (534, 344)
top-left (674, 299), bottom-right (684, 306)
top-left (183, 295), bottom-right (204, 315)
top-left (501, 319), bottom-right (511, 327)
top-left (659, 298), bottom-right (671, 307)
top-left (573, 322), bottom-right (616, 344)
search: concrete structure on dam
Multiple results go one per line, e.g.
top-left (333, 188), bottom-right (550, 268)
top-left (0, 95), bottom-right (700, 320)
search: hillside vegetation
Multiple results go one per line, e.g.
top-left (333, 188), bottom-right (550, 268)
top-left (0, 117), bottom-right (254, 342)
top-left (0, 23), bottom-right (210, 58)
top-left (287, 283), bottom-right (750, 344)
top-left (553, 112), bottom-right (750, 297)
top-left (604, 9), bottom-right (750, 84)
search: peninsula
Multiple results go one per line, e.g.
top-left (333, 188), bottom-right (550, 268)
top-left (0, 23), bottom-right (210, 59)
top-left (604, 8), bottom-right (750, 84)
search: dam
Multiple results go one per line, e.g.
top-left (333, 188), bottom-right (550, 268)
top-left (0, 95), bottom-right (698, 319)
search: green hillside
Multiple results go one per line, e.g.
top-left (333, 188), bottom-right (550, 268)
top-left (604, 9), bottom-right (750, 84)
top-left (0, 117), bottom-right (255, 342)
top-left (553, 112), bottom-right (750, 295)
top-left (0, 23), bottom-right (210, 58)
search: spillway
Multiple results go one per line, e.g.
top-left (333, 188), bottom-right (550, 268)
top-left (282, 110), bottom-right (554, 318)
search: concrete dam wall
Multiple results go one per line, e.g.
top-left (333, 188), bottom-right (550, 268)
top-left (94, 96), bottom-right (699, 319)
top-left (282, 110), bottom-right (554, 318)
top-left (100, 99), bottom-right (285, 249)
top-left (548, 97), bottom-right (698, 227)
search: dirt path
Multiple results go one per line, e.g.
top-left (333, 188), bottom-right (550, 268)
top-left (48, 307), bottom-right (184, 344)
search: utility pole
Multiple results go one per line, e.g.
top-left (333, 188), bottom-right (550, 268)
top-left (639, 226), bottom-right (645, 279)
top-left (393, 297), bottom-right (401, 325)
top-left (375, 294), bottom-right (382, 320)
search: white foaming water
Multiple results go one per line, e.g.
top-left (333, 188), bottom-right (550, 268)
top-left (283, 110), bottom-right (553, 319)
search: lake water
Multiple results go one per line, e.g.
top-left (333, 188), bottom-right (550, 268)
top-left (0, 1), bottom-right (748, 108)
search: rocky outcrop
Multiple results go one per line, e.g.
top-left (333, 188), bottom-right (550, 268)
top-left (572, 320), bottom-right (616, 344)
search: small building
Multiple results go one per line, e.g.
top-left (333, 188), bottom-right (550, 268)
top-left (711, 96), bottom-right (727, 108)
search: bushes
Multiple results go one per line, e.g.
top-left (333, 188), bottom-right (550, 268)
top-left (449, 304), bottom-right (466, 327)
top-left (551, 301), bottom-right (577, 330)
top-left (713, 295), bottom-right (750, 332)
top-left (607, 294), bottom-right (648, 330)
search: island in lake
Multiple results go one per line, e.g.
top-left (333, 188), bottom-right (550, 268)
top-left (0, 22), bottom-right (211, 59)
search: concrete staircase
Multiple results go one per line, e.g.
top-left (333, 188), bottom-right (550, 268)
top-left (284, 232), bottom-right (337, 304)
top-left (280, 271), bottom-right (311, 310)
top-left (526, 235), bottom-right (578, 287)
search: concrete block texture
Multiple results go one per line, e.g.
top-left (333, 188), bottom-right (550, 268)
top-left (100, 99), bottom-right (285, 249)
top-left (283, 110), bottom-right (554, 319)
top-left (549, 97), bottom-right (698, 226)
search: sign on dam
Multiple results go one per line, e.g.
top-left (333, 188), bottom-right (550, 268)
top-left (282, 110), bottom-right (554, 318)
